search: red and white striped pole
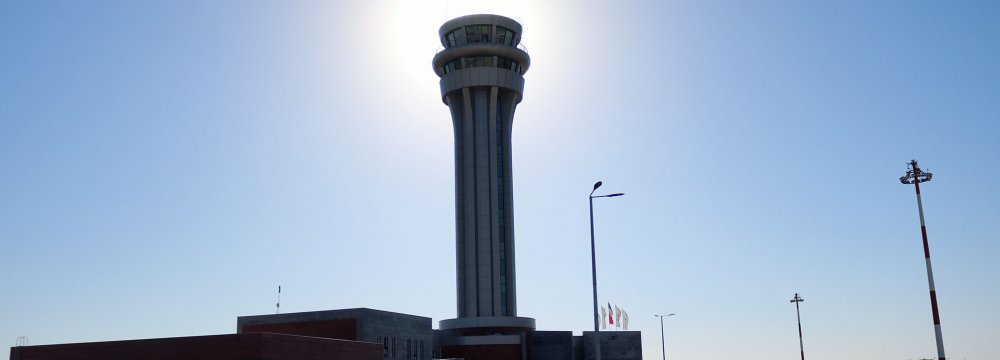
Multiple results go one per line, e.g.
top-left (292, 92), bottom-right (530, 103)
top-left (900, 160), bottom-right (946, 360)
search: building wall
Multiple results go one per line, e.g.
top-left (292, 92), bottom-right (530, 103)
top-left (8, 333), bottom-right (381, 360)
top-left (238, 308), bottom-right (433, 360)
top-left (241, 318), bottom-right (358, 340)
top-left (358, 311), bottom-right (433, 360)
top-left (578, 331), bottom-right (643, 360)
top-left (441, 344), bottom-right (522, 360)
top-left (528, 331), bottom-right (573, 360)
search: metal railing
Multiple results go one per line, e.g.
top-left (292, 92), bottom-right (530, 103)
top-left (436, 39), bottom-right (529, 53)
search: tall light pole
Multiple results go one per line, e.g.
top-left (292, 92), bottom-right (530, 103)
top-left (590, 181), bottom-right (623, 360)
top-left (900, 159), bottom-right (946, 360)
top-left (654, 313), bottom-right (675, 360)
top-left (790, 293), bottom-right (805, 360)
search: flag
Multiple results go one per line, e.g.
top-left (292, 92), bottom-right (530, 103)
top-left (600, 306), bottom-right (607, 329)
top-left (622, 310), bottom-right (630, 330)
top-left (607, 302), bottom-right (614, 325)
top-left (614, 305), bottom-right (622, 328)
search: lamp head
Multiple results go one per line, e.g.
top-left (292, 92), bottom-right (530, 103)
top-left (593, 181), bottom-right (603, 190)
top-left (900, 159), bottom-right (932, 184)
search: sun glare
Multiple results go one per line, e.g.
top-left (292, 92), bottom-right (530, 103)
top-left (391, 0), bottom-right (539, 56)
top-left (374, 0), bottom-right (552, 146)
top-left (383, 0), bottom-right (542, 94)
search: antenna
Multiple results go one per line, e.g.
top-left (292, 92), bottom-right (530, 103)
top-left (276, 285), bottom-right (281, 314)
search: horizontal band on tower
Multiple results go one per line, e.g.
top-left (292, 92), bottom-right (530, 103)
top-left (439, 316), bottom-right (536, 331)
top-left (438, 68), bottom-right (525, 104)
top-left (433, 43), bottom-right (531, 76)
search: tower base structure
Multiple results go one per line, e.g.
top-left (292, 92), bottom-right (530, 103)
top-left (438, 317), bottom-right (536, 359)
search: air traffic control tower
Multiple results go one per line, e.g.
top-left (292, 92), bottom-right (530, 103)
top-left (432, 14), bottom-right (535, 359)
top-left (6, 14), bottom-right (641, 360)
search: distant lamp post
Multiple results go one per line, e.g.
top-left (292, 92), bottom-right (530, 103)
top-left (900, 159), bottom-right (946, 360)
top-left (654, 313), bottom-right (675, 360)
top-left (790, 293), bottom-right (805, 360)
top-left (589, 181), bottom-right (624, 360)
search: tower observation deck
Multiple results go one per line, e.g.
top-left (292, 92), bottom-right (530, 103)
top-left (432, 14), bottom-right (534, 336)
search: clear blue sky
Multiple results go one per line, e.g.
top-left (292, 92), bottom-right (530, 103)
top-left (2, 1), bottom-right (998, 359)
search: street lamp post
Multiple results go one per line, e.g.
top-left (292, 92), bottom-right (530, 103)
top-left (654, 313), bottom-right (675, 360)
top-left (589, 181), bottom-right (623, 360)
top-left (790, 293), bottom-right (805, 360)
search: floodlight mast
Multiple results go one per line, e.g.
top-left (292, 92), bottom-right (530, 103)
top-left (900, 159), bottom-right (946, 360)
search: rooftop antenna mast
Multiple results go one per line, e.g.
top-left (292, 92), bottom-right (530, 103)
top-left (276, 285), bottom-right (281, 314)
top-left (900, 159), bottom-right (946, 360)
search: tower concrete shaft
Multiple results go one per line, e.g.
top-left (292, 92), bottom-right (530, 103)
top-left (433, 14), bottom-right (530, 319)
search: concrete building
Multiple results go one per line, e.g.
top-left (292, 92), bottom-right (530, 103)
top-left (9, 333), bottom-right (382, 360)
top-left (238, 308), bottom-right (434, 360)
top-left (579, 332), bottom-right (643, 360)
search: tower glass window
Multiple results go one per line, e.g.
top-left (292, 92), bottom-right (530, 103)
top-left (496, 58), bottom-right (520, 74)
top-left (462, 56), bottom-right (494, 69)
top-left (445, 29), bottom-right (459, 47)
top-left (496, 99), bottom-right (508, 315)
top-left (441, 57), bottom-right (520, 75)
top-left (464, 25), bottom-right (492, 43)
top-left (496, 26), bottom-right (516, 45)
top-left (443, 59), bottom-right (461, 74)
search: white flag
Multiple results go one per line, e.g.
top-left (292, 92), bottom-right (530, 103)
top-left (614, 305), bottom-right (622, 328)
top-left (600, 306), bottom-right (607, 329)
top-left (622, 310), bottom-right (630, 330)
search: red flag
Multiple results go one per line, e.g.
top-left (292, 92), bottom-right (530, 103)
top-left (607, 302), bottom-right (614, 324)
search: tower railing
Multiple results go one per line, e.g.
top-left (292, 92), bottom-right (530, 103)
top-left (437, 40), bottom-right (529, 53)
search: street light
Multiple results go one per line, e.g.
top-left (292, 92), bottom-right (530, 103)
top-left (790, 293), bottom-right (805, 360)
top-left (654, 313), bottom-right (675, 360)
top-left (589, 181), bottom-right (624, 360)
